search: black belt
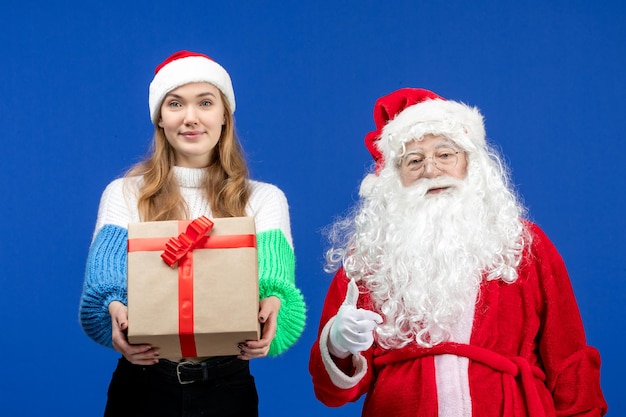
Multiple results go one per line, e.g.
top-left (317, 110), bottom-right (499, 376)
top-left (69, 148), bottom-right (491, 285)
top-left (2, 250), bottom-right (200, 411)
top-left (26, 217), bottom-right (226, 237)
top-left (153, 356), bottom-right (246, 384)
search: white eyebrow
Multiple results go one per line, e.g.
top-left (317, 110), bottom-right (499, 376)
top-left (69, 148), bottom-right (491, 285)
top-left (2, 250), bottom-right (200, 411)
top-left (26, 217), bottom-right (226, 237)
top-left (404, 150), bottom-right (423, 157)
top-left (405, 141), bottom-right (457, 155)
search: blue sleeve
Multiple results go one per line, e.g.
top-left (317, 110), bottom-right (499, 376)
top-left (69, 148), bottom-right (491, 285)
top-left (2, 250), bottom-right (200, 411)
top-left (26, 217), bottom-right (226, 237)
top-left (78, 224), bottom-right (128, 348)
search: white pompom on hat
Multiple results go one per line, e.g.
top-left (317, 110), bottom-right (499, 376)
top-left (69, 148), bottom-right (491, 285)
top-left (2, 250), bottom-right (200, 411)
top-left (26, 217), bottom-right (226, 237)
top-left (148, 50), bottom-right (236, 124)
top-left (363, 88), bottom-right (485, 174)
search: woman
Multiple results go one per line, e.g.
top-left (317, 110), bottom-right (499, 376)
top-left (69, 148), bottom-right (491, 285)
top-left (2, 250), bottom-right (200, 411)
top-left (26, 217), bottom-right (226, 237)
top-left (79, 50), bottom-right (306, 416)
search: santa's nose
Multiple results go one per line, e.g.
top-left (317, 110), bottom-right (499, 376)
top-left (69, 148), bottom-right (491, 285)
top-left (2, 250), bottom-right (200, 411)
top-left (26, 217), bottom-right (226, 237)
top-left (421, 159), bottom-right (443, 178)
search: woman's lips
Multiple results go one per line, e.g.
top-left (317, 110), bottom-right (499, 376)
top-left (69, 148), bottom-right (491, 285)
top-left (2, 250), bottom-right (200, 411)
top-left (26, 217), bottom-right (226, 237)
top-left (181, 131), bottom-right (204, 139)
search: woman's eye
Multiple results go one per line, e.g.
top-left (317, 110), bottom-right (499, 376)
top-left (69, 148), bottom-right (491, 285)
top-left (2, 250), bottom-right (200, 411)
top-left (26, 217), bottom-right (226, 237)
top-left (200, 100), bottom-right (212, 106)
top-left (167, 101), bottom-right (181, 108)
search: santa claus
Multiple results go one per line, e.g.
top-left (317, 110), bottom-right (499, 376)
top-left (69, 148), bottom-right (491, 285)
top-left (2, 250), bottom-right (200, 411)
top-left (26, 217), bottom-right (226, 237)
top-left (308, 88), bottom-right (607, 416)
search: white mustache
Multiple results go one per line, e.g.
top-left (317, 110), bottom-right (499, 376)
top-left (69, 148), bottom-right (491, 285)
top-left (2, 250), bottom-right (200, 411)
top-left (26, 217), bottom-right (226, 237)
top-left (406, 176), bottom-right (466, 197)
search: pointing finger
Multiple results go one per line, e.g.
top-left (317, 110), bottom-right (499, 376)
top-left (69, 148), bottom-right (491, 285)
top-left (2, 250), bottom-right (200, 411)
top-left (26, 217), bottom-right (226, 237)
top-left (343, 278), bottom-right (359, 307)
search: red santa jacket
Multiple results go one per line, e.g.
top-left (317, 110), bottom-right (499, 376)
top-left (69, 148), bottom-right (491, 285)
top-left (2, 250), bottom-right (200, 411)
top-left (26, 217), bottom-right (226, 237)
top-left (309, 222), bottom-right (607, 416)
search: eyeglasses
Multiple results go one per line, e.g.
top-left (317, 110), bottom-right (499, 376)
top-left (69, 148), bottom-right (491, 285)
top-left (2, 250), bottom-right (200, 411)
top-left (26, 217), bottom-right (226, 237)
top-left (400, 148), bottom-right (462, 175)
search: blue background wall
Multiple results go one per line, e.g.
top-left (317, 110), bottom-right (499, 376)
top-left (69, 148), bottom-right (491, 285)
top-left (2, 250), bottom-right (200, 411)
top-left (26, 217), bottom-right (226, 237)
top-left (1, 1), bottom-right (623, 415)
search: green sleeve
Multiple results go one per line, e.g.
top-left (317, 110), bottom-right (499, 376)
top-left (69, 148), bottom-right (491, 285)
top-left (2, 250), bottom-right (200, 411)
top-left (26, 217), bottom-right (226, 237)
top-left (257, 229), bottom-right (306, 356)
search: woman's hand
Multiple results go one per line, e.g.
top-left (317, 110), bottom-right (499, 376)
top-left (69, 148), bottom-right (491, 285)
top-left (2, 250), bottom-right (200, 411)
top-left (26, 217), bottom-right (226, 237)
top-left (109, 300), bottom-right (159, 365)
top-left (237, 296), bottom-right (281, 360)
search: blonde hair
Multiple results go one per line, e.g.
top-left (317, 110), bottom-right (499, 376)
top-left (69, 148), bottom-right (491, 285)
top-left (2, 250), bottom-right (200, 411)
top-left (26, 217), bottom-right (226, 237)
top-left (127, 92), bottom-right (249, 220)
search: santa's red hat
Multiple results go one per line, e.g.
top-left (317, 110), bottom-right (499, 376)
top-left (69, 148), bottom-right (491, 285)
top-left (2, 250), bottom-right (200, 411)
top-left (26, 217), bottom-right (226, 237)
top-left (364, 88), bottom-right (485, 174)
top-left (149, 50), bottom-right (235, 124)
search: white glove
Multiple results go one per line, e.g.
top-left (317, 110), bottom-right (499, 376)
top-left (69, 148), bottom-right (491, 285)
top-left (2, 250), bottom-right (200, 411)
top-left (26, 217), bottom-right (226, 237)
top-left (328, 279), bottom-right (383, 358)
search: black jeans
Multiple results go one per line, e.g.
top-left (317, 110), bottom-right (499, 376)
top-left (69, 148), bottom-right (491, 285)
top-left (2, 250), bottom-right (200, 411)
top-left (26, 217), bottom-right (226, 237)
top-left (104, 356), bottom-right (258, 417)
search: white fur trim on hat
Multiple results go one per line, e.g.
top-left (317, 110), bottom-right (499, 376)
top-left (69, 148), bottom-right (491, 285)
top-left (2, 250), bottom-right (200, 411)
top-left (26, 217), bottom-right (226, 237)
top-left (378, 99), bottom-right (486, 166)
top-left (149, 55), bottom-right (235, 124)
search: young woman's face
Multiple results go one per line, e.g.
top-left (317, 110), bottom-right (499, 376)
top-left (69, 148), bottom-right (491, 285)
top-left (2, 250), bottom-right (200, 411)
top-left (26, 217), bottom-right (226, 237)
top-left (158, 82), bottom-right (226, 168)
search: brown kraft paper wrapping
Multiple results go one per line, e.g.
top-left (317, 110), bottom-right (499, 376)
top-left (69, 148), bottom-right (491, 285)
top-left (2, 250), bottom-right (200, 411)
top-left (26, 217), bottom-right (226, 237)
top-left (127, 216), bottom-right (260, 360)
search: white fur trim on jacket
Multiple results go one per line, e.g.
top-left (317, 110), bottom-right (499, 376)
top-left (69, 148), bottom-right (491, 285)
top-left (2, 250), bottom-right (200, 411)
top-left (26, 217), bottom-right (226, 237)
top-left (319, 316), bottom-right (368, 389)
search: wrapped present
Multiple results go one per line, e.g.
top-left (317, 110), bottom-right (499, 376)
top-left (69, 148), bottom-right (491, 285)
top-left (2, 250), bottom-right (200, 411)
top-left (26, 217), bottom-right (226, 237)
top-left (127, 216), bottom-right (259, 359)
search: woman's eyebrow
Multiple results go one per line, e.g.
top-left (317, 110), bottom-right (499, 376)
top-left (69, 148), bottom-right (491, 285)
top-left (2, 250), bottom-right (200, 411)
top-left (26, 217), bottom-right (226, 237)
top-left (164, 91), bottom-right (217, 99)
top-left (195, 92), bottom-right (218, 98)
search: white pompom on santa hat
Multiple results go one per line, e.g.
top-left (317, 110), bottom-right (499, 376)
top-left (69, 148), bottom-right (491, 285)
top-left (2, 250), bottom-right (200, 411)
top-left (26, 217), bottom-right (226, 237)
top-left (148, 50), bottom-right (236, 124)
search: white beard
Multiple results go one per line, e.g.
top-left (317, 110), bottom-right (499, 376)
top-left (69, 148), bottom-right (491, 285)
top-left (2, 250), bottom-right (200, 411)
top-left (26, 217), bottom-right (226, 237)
top-left (340, 170), bottom-right (526, 349)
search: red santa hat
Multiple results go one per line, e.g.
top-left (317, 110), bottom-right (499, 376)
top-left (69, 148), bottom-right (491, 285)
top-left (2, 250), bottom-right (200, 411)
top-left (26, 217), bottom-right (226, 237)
top-left (148, 50), bottom-right (236, 124)
top-left (364, 88), bottom-right (486, 174)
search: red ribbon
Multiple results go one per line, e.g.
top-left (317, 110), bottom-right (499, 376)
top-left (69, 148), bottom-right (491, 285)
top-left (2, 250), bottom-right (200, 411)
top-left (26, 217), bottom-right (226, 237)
top-left (127, 216), bottom-right (256, 358)
top-left (166, 217), bottom-right (213, 357)
top-left (161, 216), bottom-right (214, 267)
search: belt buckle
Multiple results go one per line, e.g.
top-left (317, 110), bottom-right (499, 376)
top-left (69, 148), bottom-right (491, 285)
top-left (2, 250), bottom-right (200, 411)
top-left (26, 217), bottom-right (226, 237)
top-left (176, 361), bottom-right (196, 385)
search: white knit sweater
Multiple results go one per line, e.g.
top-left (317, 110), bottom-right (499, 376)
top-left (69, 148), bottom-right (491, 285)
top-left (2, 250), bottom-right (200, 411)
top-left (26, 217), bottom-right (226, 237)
top-left (93, 166), bottom-right (293, 247)
top-left (80, 166), bottom-right (306, 356)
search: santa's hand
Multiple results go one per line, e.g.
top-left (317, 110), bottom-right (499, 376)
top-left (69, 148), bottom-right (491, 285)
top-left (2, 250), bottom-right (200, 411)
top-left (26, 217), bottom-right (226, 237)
top-left (328, 279), bottom-right (383, 358)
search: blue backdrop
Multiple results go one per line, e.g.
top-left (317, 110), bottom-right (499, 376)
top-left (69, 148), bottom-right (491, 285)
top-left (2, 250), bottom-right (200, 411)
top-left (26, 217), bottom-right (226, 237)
top-left (1, 1), bottom-right (623, 415)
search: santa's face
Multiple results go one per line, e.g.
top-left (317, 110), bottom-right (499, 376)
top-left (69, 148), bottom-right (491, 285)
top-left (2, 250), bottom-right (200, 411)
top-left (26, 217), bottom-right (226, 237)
top-left (398, 134), bottom-right (468, 189)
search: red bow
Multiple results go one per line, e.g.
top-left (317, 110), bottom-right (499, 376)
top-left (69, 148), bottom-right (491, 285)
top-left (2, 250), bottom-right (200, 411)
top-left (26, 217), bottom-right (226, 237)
top-left (161, 216), bottom-right (214, 267)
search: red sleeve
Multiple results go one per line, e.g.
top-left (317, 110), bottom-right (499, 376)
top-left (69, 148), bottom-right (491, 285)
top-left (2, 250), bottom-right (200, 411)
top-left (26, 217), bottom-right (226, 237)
top-left (528, 223), bottom-right (608, 416)
top-left (308, 268), bottom-right (374, 407)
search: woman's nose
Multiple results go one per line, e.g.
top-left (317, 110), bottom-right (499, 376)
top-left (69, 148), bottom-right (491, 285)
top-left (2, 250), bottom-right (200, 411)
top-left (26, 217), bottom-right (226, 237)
top-left (184, 107), bottom-right (198, 124)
